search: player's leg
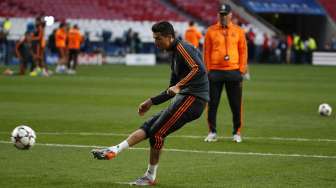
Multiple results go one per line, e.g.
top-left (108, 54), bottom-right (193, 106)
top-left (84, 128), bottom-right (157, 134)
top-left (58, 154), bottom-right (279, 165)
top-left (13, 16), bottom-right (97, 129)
top-left (56, 48), bottom-right (66, 73)
top-left (224, 80), bottom-right (243, 142)
top-left (19, 59), bottom-right (27, 75)
top-left (29, 45), bottom-right (41, 76)
top-left (72, 49), bottom-right (79, 70)
top-left (36, 46), bottom-right (43, 68)
top-left (91, 128), bottom-right (147, 160)
top-left (67, 49), bottom-right (79, 74)
top-left (132, 95), bottom-right (205, 186)
top-left (91, 111), bottom-right (164, 160)
top-left (67, 49), bottom-right (73, 70)
top-left (38, 47), bottom-right (49, 76)
top-left (55, 48), bottom-right (62, 72)
top-left (29, 54), bottom-right (37, 75)
top-left (131, 147), bottom-right (161, 186)
top-left (205, 79), bottom-right (224, 142)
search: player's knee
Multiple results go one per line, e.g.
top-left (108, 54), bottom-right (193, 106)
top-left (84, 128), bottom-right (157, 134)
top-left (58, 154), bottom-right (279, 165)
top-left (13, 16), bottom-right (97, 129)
top-left (149, 135), bottom-right (164, 150)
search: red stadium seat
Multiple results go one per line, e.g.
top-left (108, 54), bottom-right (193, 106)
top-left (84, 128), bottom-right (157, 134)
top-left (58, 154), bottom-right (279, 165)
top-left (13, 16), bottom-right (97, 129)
top-left (318, 0), bottom-right (336, 22)
top-left (169, 0), bottom-right (247, 25)
top-left (0, 0), bottom-right (187, 21)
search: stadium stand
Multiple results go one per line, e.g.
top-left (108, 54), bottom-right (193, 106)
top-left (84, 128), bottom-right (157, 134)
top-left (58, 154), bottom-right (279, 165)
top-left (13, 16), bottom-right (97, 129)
top-left (0, 0), bottom-right (186, 21)
top-left (2, 0), bottom-right (331, 65)
top-left (169, 0), bottom-right (219, 25)
top-left (169, 0), bottom-right (248, 25)
top-left (318, 0), bottom-right (336, 22)
top-left (0, 0), bottom-right (201, 43)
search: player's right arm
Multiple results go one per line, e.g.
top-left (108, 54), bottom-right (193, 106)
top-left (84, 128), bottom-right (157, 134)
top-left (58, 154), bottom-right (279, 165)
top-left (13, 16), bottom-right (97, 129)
top-left (138, 98), bottom-right (153, 116)
top-left (203, 29), bottom-right (212, 71)
top-left (138, 71), bottom-right (177, 115)
top-left (150, 71), bottom-right (178, 105)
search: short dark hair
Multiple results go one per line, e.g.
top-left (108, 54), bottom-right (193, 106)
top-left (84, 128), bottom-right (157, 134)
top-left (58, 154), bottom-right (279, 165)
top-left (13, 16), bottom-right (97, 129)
top-left (151, 21), bottom-right (175, 38)
top-left (189, 21), bottom-right (194, 26)
top-left (59, 22), bottom-right (66, 28)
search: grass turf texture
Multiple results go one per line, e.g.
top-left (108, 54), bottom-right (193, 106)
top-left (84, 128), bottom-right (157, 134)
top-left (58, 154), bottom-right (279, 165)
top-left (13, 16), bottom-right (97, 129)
top-left (0, 64), bottom-right (336, 187)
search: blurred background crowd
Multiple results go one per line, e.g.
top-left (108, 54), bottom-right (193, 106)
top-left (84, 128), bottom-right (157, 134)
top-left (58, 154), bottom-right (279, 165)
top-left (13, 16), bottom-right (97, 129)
top-left (0, 0), bottom-right (336, 75)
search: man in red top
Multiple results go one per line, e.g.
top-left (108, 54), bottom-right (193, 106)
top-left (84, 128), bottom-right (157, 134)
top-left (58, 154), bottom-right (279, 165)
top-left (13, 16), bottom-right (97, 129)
top-left (286, 34), bottom-right (293, 64)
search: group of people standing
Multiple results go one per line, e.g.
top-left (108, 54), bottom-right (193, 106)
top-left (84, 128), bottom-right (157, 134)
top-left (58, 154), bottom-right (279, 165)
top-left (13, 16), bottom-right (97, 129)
top-left (53, 22), bottom-right (83, 74)
top-left (5, 17), bottom-right (83, 76)
top-left (246, 29), bottom-right (317, 64)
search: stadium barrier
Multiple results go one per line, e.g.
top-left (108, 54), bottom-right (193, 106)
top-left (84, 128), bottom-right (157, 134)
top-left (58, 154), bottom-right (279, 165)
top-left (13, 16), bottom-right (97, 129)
top-left (313, 51), bottom-right (336, 66)
top-left (125, 54), bottom-right (156, 66)
top-left (78, 53), bottom-right (103, 65)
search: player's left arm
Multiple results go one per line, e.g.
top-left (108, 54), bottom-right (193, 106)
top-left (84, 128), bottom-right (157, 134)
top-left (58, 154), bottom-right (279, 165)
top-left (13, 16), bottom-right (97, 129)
top-left (238, 29), bottom-right (248, 74)
top-left (173, 43), bottom-right (200, 90)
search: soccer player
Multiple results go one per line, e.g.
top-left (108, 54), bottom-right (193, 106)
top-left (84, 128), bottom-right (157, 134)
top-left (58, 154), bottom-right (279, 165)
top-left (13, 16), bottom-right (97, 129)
top-left (55, 22), bottom-right (68, 73)
top-left (184, 21), bottom-right (203, 49)
top-left (31, 16), bottom-right (48, 76)
top-left (67, 24), bottom-right (82, 74)
top-left (15, 32), bottom-right (35, 75)
top-left (91, 21), bottom-right (209, 186)
top-left (203, 4), bottom-right (247, 143)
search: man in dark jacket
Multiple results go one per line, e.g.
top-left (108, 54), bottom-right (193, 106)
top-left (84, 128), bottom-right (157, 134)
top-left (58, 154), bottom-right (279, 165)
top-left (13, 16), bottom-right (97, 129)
top-left (91, 21), bottom-right (209, 186)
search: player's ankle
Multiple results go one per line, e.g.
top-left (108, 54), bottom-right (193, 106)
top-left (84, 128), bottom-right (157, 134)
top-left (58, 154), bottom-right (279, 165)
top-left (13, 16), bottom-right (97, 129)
top-left (145, 164), bottom-right (158, 180)
top-left (108, 140), bottom-right (129, 154)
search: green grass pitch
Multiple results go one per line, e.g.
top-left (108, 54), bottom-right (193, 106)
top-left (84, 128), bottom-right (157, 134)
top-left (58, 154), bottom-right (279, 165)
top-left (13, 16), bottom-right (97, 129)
top-left (0, 64), bottom-right (336, 187)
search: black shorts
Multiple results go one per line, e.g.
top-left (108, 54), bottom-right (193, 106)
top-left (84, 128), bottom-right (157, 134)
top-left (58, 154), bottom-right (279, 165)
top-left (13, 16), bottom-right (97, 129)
top-left (68, 49), bottom-right (79, 60)
top-left (140, 94), bottom-right (206, 150)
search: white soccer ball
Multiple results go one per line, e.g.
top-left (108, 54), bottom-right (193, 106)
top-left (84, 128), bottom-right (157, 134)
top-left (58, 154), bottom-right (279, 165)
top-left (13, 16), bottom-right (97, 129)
top-left (318, 103), bottom-right (332, 116)
top-left (11, 125), bottom-right (36, 150)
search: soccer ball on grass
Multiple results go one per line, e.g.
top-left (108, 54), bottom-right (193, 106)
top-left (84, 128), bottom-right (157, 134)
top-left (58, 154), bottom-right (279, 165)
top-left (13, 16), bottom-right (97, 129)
top-left (318, 103), bottom-right (332, 116)
top-left (11, 125), bottom-right (36, 150)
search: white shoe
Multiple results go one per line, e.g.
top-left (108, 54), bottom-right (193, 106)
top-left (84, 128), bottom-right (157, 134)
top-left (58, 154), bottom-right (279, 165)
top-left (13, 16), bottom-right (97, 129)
top-left (233, 134), bottom-right (242, 143)
top-left (42, 69), bottom-right (50, 77)
top-left (130, 175), bottom-right (156, 186)
top-left (55, 65), bottom-right (67, 74)
top-left (243, 72), bottom-right (251, 80)
top-left (204, 132), bottom-right (217, 142)
top-left (67, 69), bottom-right (76, 75)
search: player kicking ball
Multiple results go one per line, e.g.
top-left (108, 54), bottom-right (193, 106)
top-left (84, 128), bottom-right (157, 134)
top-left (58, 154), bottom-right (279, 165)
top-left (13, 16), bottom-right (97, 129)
top-left (91, 21), bottom-right (209, 186)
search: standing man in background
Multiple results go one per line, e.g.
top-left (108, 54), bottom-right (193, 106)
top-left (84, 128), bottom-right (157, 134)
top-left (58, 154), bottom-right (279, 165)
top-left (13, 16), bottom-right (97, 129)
top-left (184, 21), bottom-right (203, 49)
top-left (55, 22), bottom-right (68, 73)
top-left (0, 18), bottom-right (9, 66)
top-left (16, 31), bottom-right (35, 75)
top-left (31, 16), bottom-right (48, 76)
top-left (67, 24), bottom-right (82, 74)
top-left (203, 4), bottom-right (247, 143)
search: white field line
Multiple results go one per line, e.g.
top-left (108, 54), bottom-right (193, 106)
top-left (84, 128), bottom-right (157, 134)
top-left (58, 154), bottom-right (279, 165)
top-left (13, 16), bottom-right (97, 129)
top-left (1, 131), bottom-right (336, 142)
top-left (1, 140), bottom-right (336, 159)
